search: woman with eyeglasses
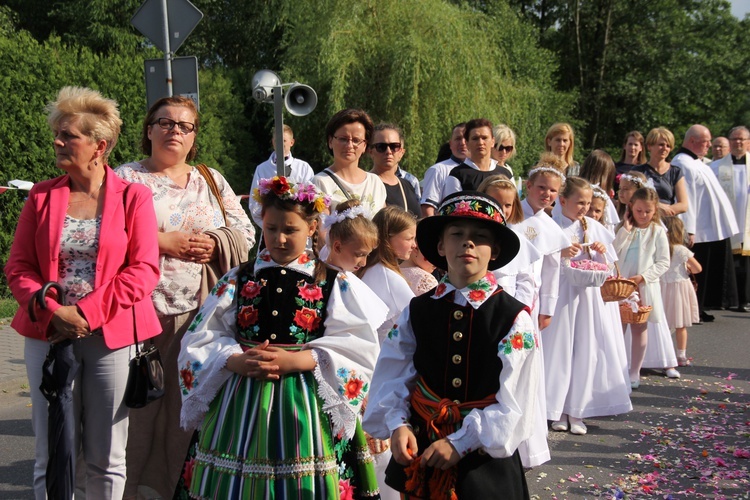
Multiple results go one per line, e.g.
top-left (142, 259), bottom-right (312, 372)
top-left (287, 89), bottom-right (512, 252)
top-left (115, 96), bottom-right (255, 499)
top-left (368, 123), bottom-right (421, 216)
top-left (491, 124), bottom-right (517, 179)
top-left (313, 108), bottom-right (387, 215)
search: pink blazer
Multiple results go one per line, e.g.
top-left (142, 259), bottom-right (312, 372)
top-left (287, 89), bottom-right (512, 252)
top-left (4, 166), bottom-right (162, 349)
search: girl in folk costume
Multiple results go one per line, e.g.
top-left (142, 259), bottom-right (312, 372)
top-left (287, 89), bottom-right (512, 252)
top-left (356, 206), bottom-right (417, 500)
top-left (661, 216), bottom-right (702, 367)
top-left (521, 154), bottom-right (570, 332)
top-left (479, 176), bottom-right (549, 468)
top-left (545, 177), bottom-right (632, 436)
top-left (613, 186), bottom-right (679, 388)
top-left (177, 177), bottom-right (387, 499)
top-left (364, 191), bottom-right (540, 499)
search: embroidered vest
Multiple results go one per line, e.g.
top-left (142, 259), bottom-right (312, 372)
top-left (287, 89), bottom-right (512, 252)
top-left (235, 263), bottom-right (338, 345)
top-left (410, 288), bottom-right (527, 403)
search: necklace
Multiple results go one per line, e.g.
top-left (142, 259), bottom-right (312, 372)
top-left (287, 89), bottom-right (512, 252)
top-left (68, 180), bottom-right (104, 208)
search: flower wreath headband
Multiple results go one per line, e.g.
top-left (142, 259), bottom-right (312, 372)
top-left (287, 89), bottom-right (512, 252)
top-left (591, 183), bottom-right (608, 201)
top-left (321, 204), bottom-right (371, 229)
top-left (253, 176), bottom-right (331, 213)
top-left (619, 174), bottom-right (657, 192)
top-left (528, 166), bottom-right (566, 183)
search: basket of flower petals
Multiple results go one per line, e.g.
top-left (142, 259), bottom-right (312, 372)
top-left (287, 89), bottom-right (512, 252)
top-left (619, 292), bottom-right (652, 324)
top-left (601, 262), bottom-right (637, 302)
top-left (562, 258), bottom-right (610, 288)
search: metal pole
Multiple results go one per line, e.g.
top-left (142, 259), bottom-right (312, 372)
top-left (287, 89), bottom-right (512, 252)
top-left (273, 85), bottom-right (285, 177)
top-left (160, 0), bottom-right (173, 97)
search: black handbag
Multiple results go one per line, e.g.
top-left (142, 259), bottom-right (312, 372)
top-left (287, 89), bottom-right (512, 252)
top-left (124, 309), bottom-right (165, 409)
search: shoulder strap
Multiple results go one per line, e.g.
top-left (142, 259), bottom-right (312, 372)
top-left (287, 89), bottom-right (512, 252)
top-left (323, 169), bottom-right (353, 200)
top-left (195, 163), bottom-right (229, 226)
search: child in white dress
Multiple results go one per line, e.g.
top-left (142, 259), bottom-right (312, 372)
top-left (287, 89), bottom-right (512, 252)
top-left (357, 205), bottom-right (417, 500)
top-left (661, 216), bottom-right (702, 367)
top-left (324, 199), bottom-right (378, 274)
top-left (480, 175), bottom-right (550, 467)
top-left (545, 177), bottom-right (632, 436)
top-left (613, 186), bottom-right (679, 388)
top-left (521, 154), bottom-right (570, 332)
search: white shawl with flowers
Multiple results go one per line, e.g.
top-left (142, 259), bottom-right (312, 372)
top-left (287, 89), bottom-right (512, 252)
top-left (178, 253), bottom-right (388, 439)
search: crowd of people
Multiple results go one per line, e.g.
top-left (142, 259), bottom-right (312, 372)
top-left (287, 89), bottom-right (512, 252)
top-left (4, 85), bottom-right (749, 499)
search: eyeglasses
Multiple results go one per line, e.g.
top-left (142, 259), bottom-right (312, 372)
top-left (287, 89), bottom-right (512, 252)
top-left (371, 142), bottom-right (402, 153)
top-left (152, 117), bottom-right (195, 134)
top-left (332, 136), bottom-right (366, 147)
top-left (495, 145), bottom-right (514, 153)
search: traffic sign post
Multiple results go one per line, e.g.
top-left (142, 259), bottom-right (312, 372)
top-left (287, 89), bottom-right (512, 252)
top-left (132, 0), bottom-right (203, 108)
top-left (145, 57), bottom-right (199, 110)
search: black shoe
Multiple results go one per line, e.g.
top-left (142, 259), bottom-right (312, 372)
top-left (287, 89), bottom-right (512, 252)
top-left (700, 311), bottom-right (715, 322)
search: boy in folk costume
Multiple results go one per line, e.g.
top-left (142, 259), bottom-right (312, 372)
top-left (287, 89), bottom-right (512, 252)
top-left (363, 191), bottom-right (540, 499)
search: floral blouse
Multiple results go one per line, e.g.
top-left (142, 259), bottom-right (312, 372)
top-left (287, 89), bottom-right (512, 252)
top-left (178, 250), bottom-right (388, 438)
top-left (58, 215), bottom-right (101, 306)
top-left (115, 162), bottom-right (255, 316)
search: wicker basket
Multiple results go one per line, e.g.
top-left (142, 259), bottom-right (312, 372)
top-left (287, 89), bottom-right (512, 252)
top-left (601, 263), bottom-right (637, 302)
top-left (619, 303), bottom-right (652, 324)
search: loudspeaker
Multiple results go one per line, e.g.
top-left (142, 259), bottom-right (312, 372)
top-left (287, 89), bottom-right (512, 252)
top-left (251, 70), bottom-right (281, 103)
top-left (284, 83), bottom-right (317, 116)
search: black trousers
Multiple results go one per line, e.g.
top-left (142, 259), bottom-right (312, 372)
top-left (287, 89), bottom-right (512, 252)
top-left (734, 253), bottom-right (750, 305)
top-left (692, 238), bottom-right (738, 310)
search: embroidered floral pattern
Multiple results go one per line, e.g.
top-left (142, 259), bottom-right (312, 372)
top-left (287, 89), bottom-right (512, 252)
top-left (291, 280), bottom-right (325, 343)
top-left (240, 279), bottom-right (265, 299)
top-left (339, 478), bottom-right (355, 500)
top-left (337, 273), bottom-right (350, 292)
top-left (499, 331), bottom-right (537, 355)
top-left (179, 360), bottom-right (203, 395)
top-left (238, 305), bottom-right (260, 328)
top-left (336, 368), bottom-right (368, 405)
top-left (387, 325), bottom-right (399, 339)
top-left (58, 215), bottom-right (101, 304)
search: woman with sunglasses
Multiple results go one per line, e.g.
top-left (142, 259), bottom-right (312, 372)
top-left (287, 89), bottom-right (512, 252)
top-left (115, 96), bottom-right (255, 499)
top-left (313, 108), bottom-right (387, 215)
top-left (369, 123), bottom-right (421, 216)
top-left (491, 124), bottom-right (517, 179)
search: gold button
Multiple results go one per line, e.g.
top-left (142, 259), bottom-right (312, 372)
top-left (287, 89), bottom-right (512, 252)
top-left (452, 378), bottom-right (462, 388)
top-left (453, 310), bottom-right (464, 320)
top-left (272, 310), bottom-right (278, 316)
top-left (276, 287), bottom-right (283, 293)
top-left (280, 270), bottom-right (287, 275)
top-left (270, 334), bottom-right (277, 340)
top-left (452, 331), bottom-right (463, 341)
top-left (453, 399), bottom-right (461, 404)
top-left (452, 354), bottom-right (462, 364)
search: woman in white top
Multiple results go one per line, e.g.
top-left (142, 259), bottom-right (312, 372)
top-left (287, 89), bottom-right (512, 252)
top-left (313, 108), bottom-right (387, 215)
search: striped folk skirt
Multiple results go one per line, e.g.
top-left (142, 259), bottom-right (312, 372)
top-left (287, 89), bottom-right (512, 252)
top-left (185, 369), bottom-right (380, 499)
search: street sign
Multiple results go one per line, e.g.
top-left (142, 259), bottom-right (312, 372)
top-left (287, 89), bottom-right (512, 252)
top-left (131, 0), bottom-right (203, 53)
top-left (145, 56), bottom-right (200, 110)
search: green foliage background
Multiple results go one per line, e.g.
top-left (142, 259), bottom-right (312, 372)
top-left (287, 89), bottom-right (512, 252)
top-left (1, 0), bottom-right (749, 299)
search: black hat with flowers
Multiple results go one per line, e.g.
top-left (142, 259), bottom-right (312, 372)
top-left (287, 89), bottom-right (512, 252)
top-left (417, 191), bottom-right (520, 271)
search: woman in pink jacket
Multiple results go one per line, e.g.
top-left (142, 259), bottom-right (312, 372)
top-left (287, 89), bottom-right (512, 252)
top-left (4, 86), bottom-right (161, 499)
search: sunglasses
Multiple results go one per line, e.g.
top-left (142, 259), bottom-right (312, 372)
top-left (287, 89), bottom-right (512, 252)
top-left (495, 145), bottom-right (514, 153)
top-left (371, 142), bottom-right (402, 153)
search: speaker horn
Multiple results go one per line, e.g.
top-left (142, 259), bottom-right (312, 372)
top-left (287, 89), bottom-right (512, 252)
top-left (284, 83), bottom-right (317, 116)
top-left (251, 70), bottom-right (281, 103)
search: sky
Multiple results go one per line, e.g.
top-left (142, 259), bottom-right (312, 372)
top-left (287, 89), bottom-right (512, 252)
top-left (731, 0), bottom-right (750, 19)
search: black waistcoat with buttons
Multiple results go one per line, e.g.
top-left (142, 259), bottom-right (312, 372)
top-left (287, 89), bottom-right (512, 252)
top-left (410, 287), bottom-right (527, 402)
top-left (235, 262), bottom-right (339, 345)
